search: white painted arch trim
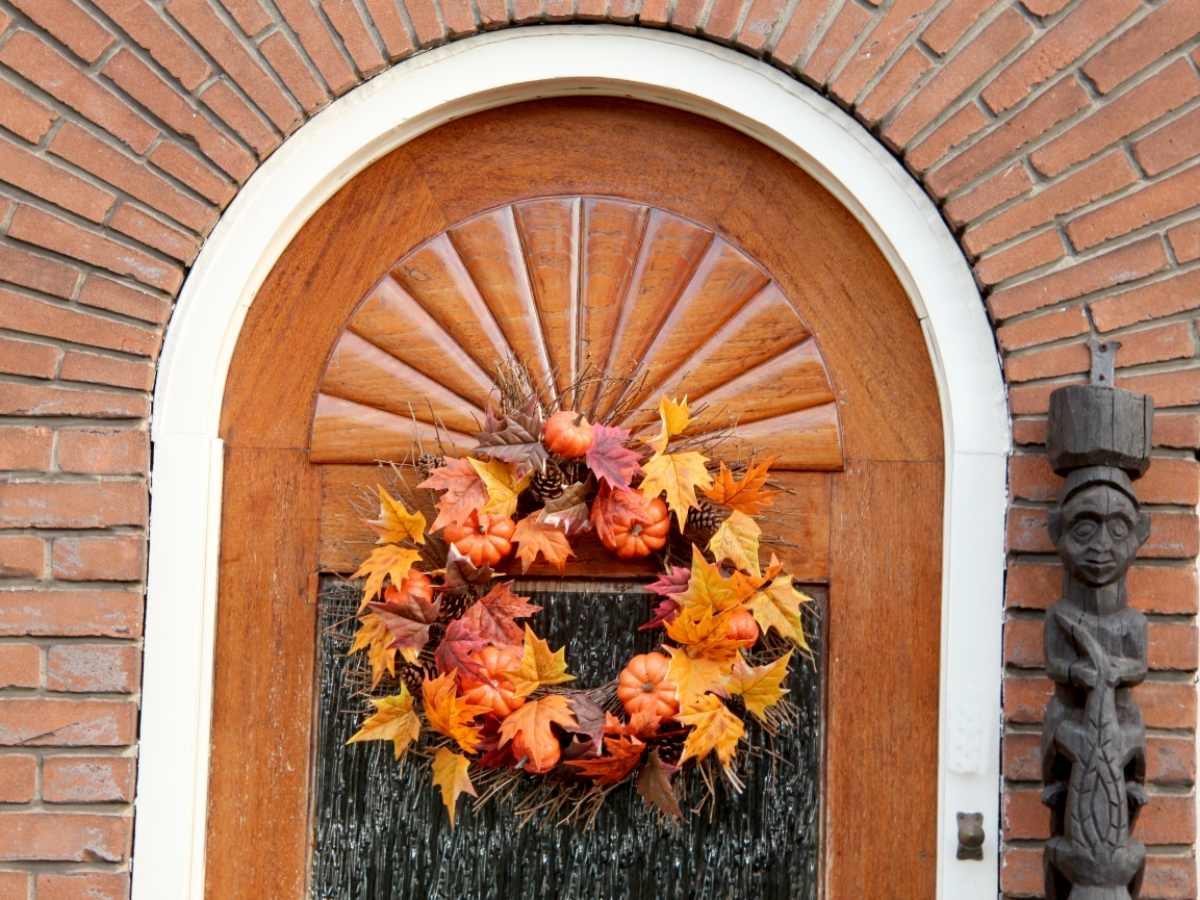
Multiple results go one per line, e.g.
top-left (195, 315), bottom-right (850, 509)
top-left (140, 26), bottom-right (1010, 899)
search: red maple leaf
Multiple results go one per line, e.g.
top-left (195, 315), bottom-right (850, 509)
top-left (585, 424), bottom-right (643, 490)
top-left (457, 582), bottom-right (541, 645)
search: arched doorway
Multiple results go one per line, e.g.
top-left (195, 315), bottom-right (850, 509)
top-left (138, 28), bottom-right (1007, 900)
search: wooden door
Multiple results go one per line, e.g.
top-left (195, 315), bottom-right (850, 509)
top-left (209, 98), bottom-right (943, 899)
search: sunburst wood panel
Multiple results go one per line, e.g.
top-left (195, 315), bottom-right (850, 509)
top-left (312, 197), bottom-right (844, 470)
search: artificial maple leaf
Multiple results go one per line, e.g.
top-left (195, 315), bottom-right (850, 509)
top-left (703, 457), bottom-right (778, 516)
top-left (352, 545), bottom-right (422, 605)
top-left (640, 449), bottom-right (713, 528)
top-left (665, 602), bottom-right (741, 659)
top-left (674, 546), bottom-right (744, 614)
top-left (666, 644), bottom-right (734, 712)
top-left (498, 694), bottom-right (578, 773)
top-left (748, 574), bottom-right (812, 651)
top-left (508, 624), bottom-right (575, 696)
top-left (511, 514), bottom-right (574, 573)
top-left (603, 710), bottom-right (661, 738)
top-left (368, 585), bottom-right (440, 656)
top-left (648, 395), bottom-right (691, 455)
top-left (677, 693), bottom-right (745, 767)
top-left (590, 483), bottom-right (654, 547)
top-left (441, 544), bottom-right (494, 592)
top-left (730, 553), bottom-right (783, 601)
top-left (473, 401), bottom-right (548, 476)
top-left (435, 617), bottom-right (489, 677)
top-left (347, 687), bottom-right (421, 760)
top-left (728, 651), bottom-right (793, 720)
top-left (566, 735), bottom-right (645, 785)
top-left (639, 564), bottom-right (692, 630)
top-left (349, 612), bottom-right (397, 688)
top-left (468, 457), bottom-right (531, 519)
top-left (456, 582), bottom-right (542, 645)
top-left (562, 695), bottom-right (606, 758)
top-left (541, 481), bottom-right (592, 535)
top-left (431, 747), bottom-right (477, 828)
top-left (708, 510), bottom-right (763, 577)
top-left (422, 672), bottom-right (491, 753)
top-left (585, 423), bottom-right (642, 490)
top-left (369, 486), bottom-right (427, 545)
top-left (637, 748), bottom-right (683, 820)
top-left (418, 458), bottom-right (488, 531)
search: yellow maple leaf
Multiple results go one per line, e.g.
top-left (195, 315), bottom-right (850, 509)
top-left (727, 651), bottom-right (792, 720)
top-left (422, 672), bottom-right (491, 754)
top-left (748, 574), bottom-right (812, 651)
top-left (509, 624), bottom-right (574, 696)
top-left (708, 510), bottom-right (762, 577)
top-left (349, 613), bottom-right (397, 688)
top-left (468, 457), bottom-right (531, 519)
top-left (677, 694), bottom-right (744, 767)
top-left (640, 450), bottom-right (713, 528)
top-left (675, 546), bottom-right (745, 614)
top-left (352, 545), bottom-right (422, 605)
top-left (347, 687), bottom-right (421, 760)
top-left (665, 603), bottom-right (742, 659)
top-left (648, 395), bottom-right (692, 454)
top-left (703, 458), bottom-right (778, 515)
top-left (431, 747), bottom-right (476, 828)
top-left (369, 486), bottom-right (426, 545)
top-left (665, 645), bottom-right (732, 712)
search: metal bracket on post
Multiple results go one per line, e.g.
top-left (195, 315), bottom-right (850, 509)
top-left (1041, 341), bottom-right (1152, 899)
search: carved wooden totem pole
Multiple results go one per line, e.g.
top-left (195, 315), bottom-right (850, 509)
top-left (1041, 341), bottom-right (1154, 900)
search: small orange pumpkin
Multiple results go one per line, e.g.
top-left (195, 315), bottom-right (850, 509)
top-left (726, 608), bottom-right (759, 648)
top-left (460, 645), bottom-right (525, 718)
top-left (512, 729), bottom-right (560, 774)
top-left (388, 568), bottom-right (433, 604)
top-left (617, 651), bottom-right (678, 719)
top-left (543, 410), bottom-right (593, 458)
top-left (600, 494), bottom-right (670, 559)
top-left (443, 511), bottom-right (516, 567)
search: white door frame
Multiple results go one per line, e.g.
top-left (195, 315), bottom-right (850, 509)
top-left (138, 26), bottom-right (1010, 899)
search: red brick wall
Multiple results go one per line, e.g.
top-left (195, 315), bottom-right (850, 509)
top-left (0, 1), bottom-right (1197, 896)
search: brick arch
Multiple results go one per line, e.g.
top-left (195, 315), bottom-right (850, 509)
top-left (0, 3), bottom-right (1196, 898)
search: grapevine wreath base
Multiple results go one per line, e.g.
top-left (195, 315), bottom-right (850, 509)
top-left (340, 367), bottom-right (816, 828)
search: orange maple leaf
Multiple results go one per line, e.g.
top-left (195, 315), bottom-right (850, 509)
top-left (677, 693), bottom-right (744, 768)
top-left (566, 735), bottom-right (646, 785)
top-left (422, 672), bottom-right (490, 754)
top-left (511, 515), bottom-right (574, 573)
top-left (497, 694), bottom-right (578, 773)
top-left (703, 457), bottom-right (778, 515)
top-left (348, 612), bottom-right (397, 688)
top-left (418, 458), bottom-right (487, 531)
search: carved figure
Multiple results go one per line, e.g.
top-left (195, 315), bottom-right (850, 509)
top-left (1042, 468), bottom-right (1149, 900)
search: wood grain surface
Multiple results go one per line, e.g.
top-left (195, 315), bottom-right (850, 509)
top-left (212, 98), bottom-right (945, 896)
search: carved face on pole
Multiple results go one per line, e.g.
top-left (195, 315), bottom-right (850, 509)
top-left (1050, 468), bottom-right (1151, 587)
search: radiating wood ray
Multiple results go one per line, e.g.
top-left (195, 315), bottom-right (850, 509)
top-left (347, 276), bottom-right (496, 408)
top-left (616, 237), bottom-right (770, 415)
top-left (578, 199), bottom-right (647, 415)
top-left (514, 198), bottom-right (579, 401)
top-left (311, 393), bottom-right (472, 464)
top-left (595, 209), bottom-right (713, 419)
top-left (322, 331), bottom-right (484, 434)
top-left (447, 208), bottom-right (555, 400)
top-left (314, 196), bottom-right (842, 471)
top-left (390, 233), bottom-right (515, 383)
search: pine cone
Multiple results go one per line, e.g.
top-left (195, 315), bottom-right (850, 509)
top-left (439, 590), bottom-right (472, 622)
top-left (530, 463), bottom-right (565, 503)
top-left (657, 731), bottom-right (687, 766)
top-left (417, 452), bottom-right (444, 478)
top-left (685, 497), bottom-right (724, 540)
top-left (399, 663), bottom-right (425, 697)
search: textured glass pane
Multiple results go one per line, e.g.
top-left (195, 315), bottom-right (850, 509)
top-left (312, 580), bottom-right (823, 899)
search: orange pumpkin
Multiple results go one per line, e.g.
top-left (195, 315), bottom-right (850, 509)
top-left (617, 652), bottom-right (678, 719)
top-left (512, 730), bottom-right (560, 774)
top-left (600, 494), bottom-right (670, 559)
top-left (543, 410), bottom-right (593, 458)
top-left (443, 511), bottom-right (516, 567)
top-left (390, 568), bottom-right (433, 604)
top-left (726, 608), bottom-right (759, 648)
top-left (460, 645), bottom-right (525, 718)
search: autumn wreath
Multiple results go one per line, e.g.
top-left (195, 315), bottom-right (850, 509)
top-left (342, 371), bottom-right (813, 826)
